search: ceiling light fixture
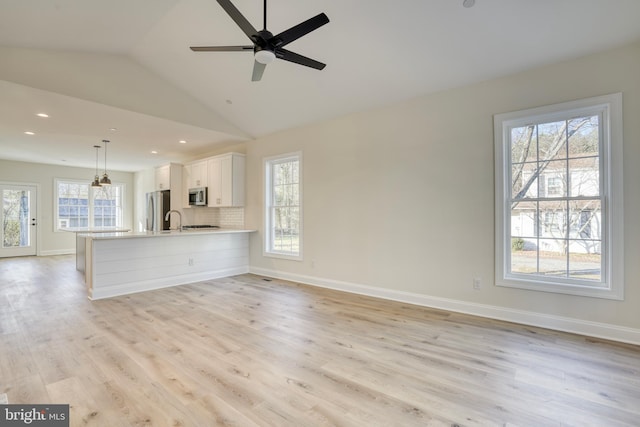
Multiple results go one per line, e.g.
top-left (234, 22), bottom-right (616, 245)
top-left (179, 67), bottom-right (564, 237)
top-left (91, 145), bottom-right (102, 187)
top-left (463, 0), bottom-right (475, 8)
top-left (151, 150), bottom-right (158, 154)
top-left (24, 131), bottom-right (35, 135)
top-left (179, 140), bottom-right (187, 144)
top-left (99, 139), bottom-right (112, 186)
top-left (36, 113), bottom-right (49, 118)
top-left (255, 49), bottom-right (276, 65)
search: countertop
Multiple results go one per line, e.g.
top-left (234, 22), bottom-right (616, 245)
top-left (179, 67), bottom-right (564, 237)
top-left (80, 228), bottom-right (256, 240)
top-left (61, 227), bottom-right (132, 233)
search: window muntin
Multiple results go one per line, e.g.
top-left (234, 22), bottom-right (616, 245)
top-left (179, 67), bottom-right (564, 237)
top-left (55, 180), bottom-right (124, 230)
top-left (495, 93), bottom-right (623, 299)
top-left (264, 153), bottom-right (302, 259)
top-left (509, 114), bottom-right (603, 282)
top-left (93, 185), bottom-right (123, 227)
top-left (57, 181), bottom-right (89, 228)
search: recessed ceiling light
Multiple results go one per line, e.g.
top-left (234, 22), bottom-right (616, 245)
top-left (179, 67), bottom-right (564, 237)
top-left (151, 150), bottom-right (158, 154)
top-left (179, 140), bottom-right (187, 144)
top-left (463, 0), bottom-right (475, 8)
top-left (36, 113), bottom-right (49, 118)
top-left (24, 131), bottom-right (35, 135)
top-left (109, 127), bottom-right (117, 132)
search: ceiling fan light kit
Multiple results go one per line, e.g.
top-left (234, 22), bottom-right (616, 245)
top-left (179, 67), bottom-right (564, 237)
top-left (190, 0), bottom-right (329, 81)
top-left (255, 49), bottom-right (276, 65)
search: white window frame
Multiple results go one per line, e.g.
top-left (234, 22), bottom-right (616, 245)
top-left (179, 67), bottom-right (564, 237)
top-left (264, 152), bottom-right (303, 260)
top-left (494, 93), bottom-right (624, 300)
top-left (54, 179), bottom-right (126, 231)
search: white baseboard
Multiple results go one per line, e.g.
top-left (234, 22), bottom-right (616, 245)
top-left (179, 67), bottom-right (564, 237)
top-left (89, 266), bottom-right (249, 300)
top-left (39, 249), bottom-right (75, 256)
top-left (249, 267), bottom-right (640, 346)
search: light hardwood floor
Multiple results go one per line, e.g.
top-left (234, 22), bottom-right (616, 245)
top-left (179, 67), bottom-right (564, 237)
top-left (1, 255), bottom-right (639, 426)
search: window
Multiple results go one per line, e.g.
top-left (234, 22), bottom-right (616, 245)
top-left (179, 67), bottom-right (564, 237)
top-left (264, 153), bottom-right (302, 259)
top-left (494, 93), bottom-right (623, 299)
top-left (545, 176), bottom-right (564, 197)
top-left (55, 179), bottom-right (124, 230)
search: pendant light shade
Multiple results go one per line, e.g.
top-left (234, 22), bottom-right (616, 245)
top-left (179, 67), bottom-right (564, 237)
top-left (91, 145), bottom-right (102, 187)
top-left (99, 139), bottom-right (112, 186)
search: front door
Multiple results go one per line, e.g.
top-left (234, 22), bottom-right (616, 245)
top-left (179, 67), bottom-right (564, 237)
top-left (1, 184), bottom-right (37, 257)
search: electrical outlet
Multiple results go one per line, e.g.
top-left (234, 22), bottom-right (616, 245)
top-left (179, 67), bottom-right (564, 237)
top-left (473, 277), bottom-right (482, 290)
top-left (311, 259), bottom-right (316, 268)
top-left (188, 258), bottom-right (194, 266)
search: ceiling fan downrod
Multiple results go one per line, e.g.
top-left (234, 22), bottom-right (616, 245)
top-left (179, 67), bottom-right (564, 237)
top-left (263, 0), bottom-right (267, 31)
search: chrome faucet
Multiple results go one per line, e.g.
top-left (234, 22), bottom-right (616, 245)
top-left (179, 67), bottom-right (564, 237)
top-left (165, 210), bottom-right (182, 231)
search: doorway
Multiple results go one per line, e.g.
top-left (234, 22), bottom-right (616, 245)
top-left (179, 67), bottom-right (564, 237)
top-left (1, 184), bottom-right (37, 257)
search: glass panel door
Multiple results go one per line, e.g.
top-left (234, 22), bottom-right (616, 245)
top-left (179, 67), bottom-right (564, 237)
top-left (1, 184), bottom-right (37, 257)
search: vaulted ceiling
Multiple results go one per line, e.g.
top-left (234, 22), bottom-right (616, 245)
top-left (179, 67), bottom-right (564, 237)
top-left (1, 0), bottom-right (640, 171)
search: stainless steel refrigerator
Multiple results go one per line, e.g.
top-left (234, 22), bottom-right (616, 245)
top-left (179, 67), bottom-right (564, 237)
top-left (146, 190), bottom-right (170, 231)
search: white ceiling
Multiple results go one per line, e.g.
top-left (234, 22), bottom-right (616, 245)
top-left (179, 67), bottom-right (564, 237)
top-left (1, 0), bottom-right (640, 172)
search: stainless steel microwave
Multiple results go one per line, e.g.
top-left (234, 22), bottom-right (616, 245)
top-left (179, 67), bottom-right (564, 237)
top-left (188, 187), bottom-right (207, 206)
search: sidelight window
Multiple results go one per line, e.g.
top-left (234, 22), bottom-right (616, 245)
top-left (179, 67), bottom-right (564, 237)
top-left (264, 152), bottom-right (302, 260)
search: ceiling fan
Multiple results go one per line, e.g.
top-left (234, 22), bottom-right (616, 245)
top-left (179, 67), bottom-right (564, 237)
top-left (190, 0), bottom-right (329, 81)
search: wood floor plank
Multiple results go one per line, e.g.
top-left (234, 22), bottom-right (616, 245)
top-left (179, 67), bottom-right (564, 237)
top-left (1, 255), bottom-right (639, 426)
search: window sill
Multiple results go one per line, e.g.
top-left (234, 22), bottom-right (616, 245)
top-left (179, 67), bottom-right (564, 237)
top-left (264, 251), bottom-right (303, 262)
top-left (497, 277), bottom-right (623, 300)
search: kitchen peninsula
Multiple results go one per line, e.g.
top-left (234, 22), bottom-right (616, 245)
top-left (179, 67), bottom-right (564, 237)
top-left (80, 228), bottom-right (255, 300)
top-left (61, 227), bottom-right (132, 271)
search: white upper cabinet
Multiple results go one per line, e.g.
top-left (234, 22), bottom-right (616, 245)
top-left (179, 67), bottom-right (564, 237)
top-left (182, 164), bottom-right (192, 208)
top-left (154, 163), bottom-right (183, 203)
top-left (186, 160), bottom-right (208, 188)
top-left (155, 164), bottom-right (171, 191)
top-left (208, 153), bottom-right (245, 207)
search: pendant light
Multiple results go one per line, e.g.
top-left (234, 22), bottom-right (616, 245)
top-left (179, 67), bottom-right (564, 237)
top-left (91, 145), bottom-right (102, 187)
top-left (99, 139), bottom-right (112, 186)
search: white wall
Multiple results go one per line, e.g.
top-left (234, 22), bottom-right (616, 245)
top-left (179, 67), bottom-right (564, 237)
top-left (245, 40), bottom-right (640, 342)
top-left (0, 159), bottom-right (134, 255)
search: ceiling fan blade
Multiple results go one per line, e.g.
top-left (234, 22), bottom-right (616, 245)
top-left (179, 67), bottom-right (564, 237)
top-left (252, 60), bottom-right (267, 81)
top-left (276, 48), bottom-right (325, 70)
top-left (216, 0), bottom-right (258, 41)
top-left (190, 45), bottom-right (254, 52)
top-left (272, 13), bottom-right (329, 48)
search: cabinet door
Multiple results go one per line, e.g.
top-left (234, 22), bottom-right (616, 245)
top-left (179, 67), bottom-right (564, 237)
top-left (207, 158), bottom-right (223, 207)
top-left (191, 161), bottom-right (208, 188)
top-left (219, 155), bottom-right (232, 206)
top-left (155, 165), bottom-right (170, 190)
top-left (207, 154), bottom-right (244, 207)
top-left (182, 165), bottom-right (192, 207)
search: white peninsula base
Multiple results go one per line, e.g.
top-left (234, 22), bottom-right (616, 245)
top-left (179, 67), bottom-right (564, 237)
top-left (83, 230), bottom-right (253, 300)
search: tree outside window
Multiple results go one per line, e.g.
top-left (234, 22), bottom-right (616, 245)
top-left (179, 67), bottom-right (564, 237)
top-left (509, 115), bottom-right (602, 281)
top-left (495, 93), bottom-right (624, 299)
top-left (265, 153), bottom-right (302, 259)
top-left (2, 189), bottom-right (29, 248)
top-left (55, 180), bottom-right (124, 230)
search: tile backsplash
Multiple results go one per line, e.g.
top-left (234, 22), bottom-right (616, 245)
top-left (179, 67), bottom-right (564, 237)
top-left (219, 207), bottom-right (245, 228)
top-left (186, 207), bottom-right (245, 229)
